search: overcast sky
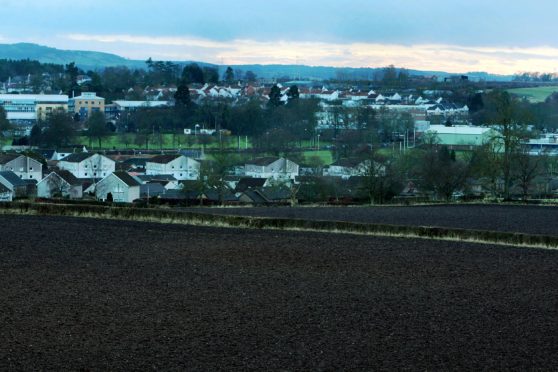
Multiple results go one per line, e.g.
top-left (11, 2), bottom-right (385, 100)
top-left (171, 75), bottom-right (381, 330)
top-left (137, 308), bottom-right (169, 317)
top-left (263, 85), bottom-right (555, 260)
top-left (1, 0), bottom-right (557, 74)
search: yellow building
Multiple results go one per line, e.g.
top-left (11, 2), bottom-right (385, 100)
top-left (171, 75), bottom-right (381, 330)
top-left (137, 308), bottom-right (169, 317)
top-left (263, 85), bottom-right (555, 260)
top-left (70, 92), bottom-right (105, 120)
top-left (36, 97), bottom-right (69, 121)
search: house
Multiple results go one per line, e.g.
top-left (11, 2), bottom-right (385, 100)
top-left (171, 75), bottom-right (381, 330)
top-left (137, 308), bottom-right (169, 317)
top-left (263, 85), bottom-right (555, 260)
top-left (135, 174), bottom-right (180, 189)
top-left (425, 125), bottom-right (495, 148)
top-left (51, 147), bottom-right (88, 161)
top-left (145, 154), bottom-right (200, 181)
top-left (0, 171), bottom-right (29, 198)
top-left (244, 157), bottom-right (299, 180)
top-left (58, 153), bottom-right (115, 179)
top-left (95, 171), bottom-right (141, 203)
top-left (0, 153), bottom-right (43, 180)
top-left (140, 183), bottom-right (167, 199)
top-left (235, 177), bottom-right (269, 192)
top-left (0, 183), bottom-right (13, 201)
top-left (324, 158), bottom-right (372, 179)
top-left (37, 170), bottom-right (83, 199)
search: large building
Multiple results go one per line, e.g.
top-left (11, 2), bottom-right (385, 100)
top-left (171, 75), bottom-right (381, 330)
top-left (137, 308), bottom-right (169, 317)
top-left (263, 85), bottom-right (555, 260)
top-left (0, 94), bottom-right (68, 123)
top-left (426, 125), bottom-right (497, 148)
top-left (69, 92), bottom-right (105, 120)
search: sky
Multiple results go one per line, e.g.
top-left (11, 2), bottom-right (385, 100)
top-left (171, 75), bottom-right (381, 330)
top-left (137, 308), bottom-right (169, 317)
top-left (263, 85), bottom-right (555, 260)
top-left (1, 0), bottom-right (557, 74)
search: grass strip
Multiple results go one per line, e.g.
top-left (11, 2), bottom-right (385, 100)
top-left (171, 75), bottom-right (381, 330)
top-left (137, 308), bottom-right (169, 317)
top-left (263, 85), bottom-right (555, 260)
top-left (2, 202), bottom-right (558, 249)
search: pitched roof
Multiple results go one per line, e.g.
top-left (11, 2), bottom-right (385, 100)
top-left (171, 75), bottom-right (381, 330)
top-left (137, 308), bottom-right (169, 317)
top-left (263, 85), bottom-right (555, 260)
top-left (246, 157), bottom-right (280, 166)
top-left (113, 171), bottom-right (141, 187)
top-left (241, 189), bottom-right (269, 204)
top-left (53, 170), bottom-right (80, 186)
top-left (0, 171), bottom-right (26, 186)
top-left (147, 154), bottom-right (182, 164)
top-left (0, 153), bottom-right (21, 164)
top-left (136, 174), bottom-right (177, 183)
top-left (60, 153), bottom-right (92, 163)
top-left (140, 183), bottom-right (166, 197)
top-left (235, 177), bottom-right (267, 192)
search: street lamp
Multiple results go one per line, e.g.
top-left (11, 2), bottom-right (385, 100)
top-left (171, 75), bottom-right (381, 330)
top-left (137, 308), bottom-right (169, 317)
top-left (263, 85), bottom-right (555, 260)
top-left (317, 133), bottom-right (321, 151)
top-left (194, 124), bottom-right (200, 136)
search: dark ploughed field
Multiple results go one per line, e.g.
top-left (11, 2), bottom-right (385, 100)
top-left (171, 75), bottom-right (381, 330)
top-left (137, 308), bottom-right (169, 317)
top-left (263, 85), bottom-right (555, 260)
top-left (1, 215), bottom-right (558, 370)
top-left (184, 204), bottom-right (558, 236)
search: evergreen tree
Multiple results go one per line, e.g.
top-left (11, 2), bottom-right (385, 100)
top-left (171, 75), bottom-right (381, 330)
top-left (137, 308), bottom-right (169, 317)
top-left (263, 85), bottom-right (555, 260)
top-left (224, 66), bottom-right (235, 84)
top-left (267, 85), bottom-right (283, 108)
top-left (174, 83), bottom-right (192, 107)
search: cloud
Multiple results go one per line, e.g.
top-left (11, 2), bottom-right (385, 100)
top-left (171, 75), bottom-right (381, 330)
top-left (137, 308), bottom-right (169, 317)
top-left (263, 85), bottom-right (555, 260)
top-left (62, 33), bottom-right (558, 74)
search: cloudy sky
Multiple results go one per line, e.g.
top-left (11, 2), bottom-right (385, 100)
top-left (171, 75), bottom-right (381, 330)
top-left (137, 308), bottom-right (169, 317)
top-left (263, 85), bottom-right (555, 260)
top-left (1, 0), bottom-right (557, 74)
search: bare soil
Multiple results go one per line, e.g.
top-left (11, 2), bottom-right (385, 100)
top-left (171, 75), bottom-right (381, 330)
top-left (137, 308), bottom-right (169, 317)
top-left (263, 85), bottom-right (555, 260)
top-left (1, 215), bottom-right (558, 370)
top-left (184, 204), bottom-right (558, 236)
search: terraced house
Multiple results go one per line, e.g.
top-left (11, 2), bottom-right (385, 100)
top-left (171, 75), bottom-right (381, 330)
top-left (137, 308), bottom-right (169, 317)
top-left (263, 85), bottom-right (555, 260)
top-left (145, 154), bottom-right (200, 181)
top-left (58, 153), bottom-right (115, 179)
top-left (244, 157), bottom-right (299, 180)
top-left (0, 153), bottom-right (43, 180)
top-left (95, 171), bottom-right (141, 203)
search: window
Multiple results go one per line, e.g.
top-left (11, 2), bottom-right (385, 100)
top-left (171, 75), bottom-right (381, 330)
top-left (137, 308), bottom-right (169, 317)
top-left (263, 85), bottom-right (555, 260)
top-left (85, 173), bottom-right (88, 176)
top-left (85, 165), bottom-right (88, 168)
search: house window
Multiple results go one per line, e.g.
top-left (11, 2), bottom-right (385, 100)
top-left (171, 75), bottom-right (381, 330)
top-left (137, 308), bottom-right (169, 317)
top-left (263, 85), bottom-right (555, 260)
top-left (85, 173), bottom-right (88, 176)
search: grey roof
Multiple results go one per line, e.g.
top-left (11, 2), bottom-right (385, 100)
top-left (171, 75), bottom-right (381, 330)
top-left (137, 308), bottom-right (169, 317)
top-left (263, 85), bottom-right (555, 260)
top-left (60, 153), bottom-right (92, 163)
top-left (53, 170), bottom-right (80, 186)
top-left (235, 177), bottom-right (267, 192)
top-left (246, 157), bottom-right (280, 166)
top-left (0, 171), bottom-right (27, 187)
top-left (140, 183), bottom-right (166, 197)
top-left (241, 189), bottom-right (269, 204)
top-left (136, 174), bottom-right (177, 183)
top-left (0, 153), bottom-right (21, 164)
top-left (147, 154), bottom-right (181, 164)
top-left (113, 171), bottom-right (141, 187)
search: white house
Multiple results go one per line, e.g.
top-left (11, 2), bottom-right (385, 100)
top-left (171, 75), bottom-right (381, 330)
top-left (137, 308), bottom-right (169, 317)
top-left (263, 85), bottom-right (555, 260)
top-left (0, 170), bottom-right (29, 198)
top-left (145, 154), bottom-right (200, 181)
top-left (244, 157), bottom-right (299, 180)
top-left (0, 153), bottom-right (43, 180)
top-left (95, 171), bottom-right (141, 203)
top-left (0, 182), bottom-right (13, 201)
top-left (324, 158), bottom-right (373, 179)
top-left (37, 170), bottom-right (83, 199)
top-left (58, 153), bottom-right (115, 179)
top-left (51, 147), bottom-right (88, 161)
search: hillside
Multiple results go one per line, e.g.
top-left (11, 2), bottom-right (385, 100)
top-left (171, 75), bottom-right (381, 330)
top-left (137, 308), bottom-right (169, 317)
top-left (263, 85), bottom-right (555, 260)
top-left (0, 42), bottom-right (513, 81)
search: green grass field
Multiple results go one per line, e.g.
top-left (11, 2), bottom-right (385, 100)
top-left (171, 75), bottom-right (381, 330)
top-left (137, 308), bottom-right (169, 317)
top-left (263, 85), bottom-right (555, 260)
top-left (507, 86), bottom-right (558, 103)
top-left (78, 134), bottom-right (255, 151)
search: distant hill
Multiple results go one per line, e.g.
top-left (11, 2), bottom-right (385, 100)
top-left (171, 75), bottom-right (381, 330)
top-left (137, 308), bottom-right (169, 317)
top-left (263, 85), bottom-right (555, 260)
top-left (0, 42), bottom-right (513, 82)
top-left (0, 43), bottom-right (147, 70)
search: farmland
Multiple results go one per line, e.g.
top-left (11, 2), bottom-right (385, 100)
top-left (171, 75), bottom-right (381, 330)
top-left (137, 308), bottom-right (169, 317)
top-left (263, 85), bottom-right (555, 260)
top-left (507, 85), bottom-right (558, 102)
top-left (1, 214), bottom-right (558, 370)
top-left (184, 204), bottom-right (558, 237)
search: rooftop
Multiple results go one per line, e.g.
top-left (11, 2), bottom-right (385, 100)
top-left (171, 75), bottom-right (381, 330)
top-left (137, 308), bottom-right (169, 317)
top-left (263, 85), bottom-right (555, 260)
top-left (427, 125), bottom-right (492, 136)
top-left (113, 171), bottom-right (141, 187)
